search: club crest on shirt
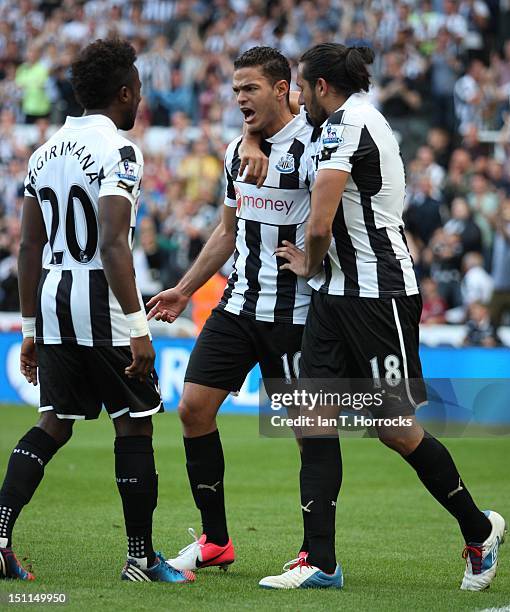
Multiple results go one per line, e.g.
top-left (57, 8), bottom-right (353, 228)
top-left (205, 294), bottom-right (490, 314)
top-left (116, 160), bottom-right (140, 182)
top-left (275, 153), bottom-right (295, 174)
top-left (322, 124), bottom-right (343, 148)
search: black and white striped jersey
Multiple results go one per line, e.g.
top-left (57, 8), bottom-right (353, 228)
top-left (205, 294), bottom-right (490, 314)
top-left (219, 111), bottom-right (320, 324)
top-left (308, 93), bottom-right (419, 298)
top-left (23, 114), bottom-right (145, 346)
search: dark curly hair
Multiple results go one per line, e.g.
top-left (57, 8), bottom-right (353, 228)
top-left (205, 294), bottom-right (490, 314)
top-left (233, 46), bottom-right (291, 89)
top-left (71, 38), bottom-right (137, 110)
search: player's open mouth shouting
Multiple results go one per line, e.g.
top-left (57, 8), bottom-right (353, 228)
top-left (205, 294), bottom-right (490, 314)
top-left (240, 107), bottom-right (256, 123)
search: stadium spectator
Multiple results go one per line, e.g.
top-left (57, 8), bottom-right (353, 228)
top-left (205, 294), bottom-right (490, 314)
top-left (489, 197), bottom-right (510, 328)
top-left (426, 127), bottom-right (452, 169)
top-left (0, 245), bottom-right (19, 311)
top-left (50, 54), bottom-right (82, 124)
top-left (459, 0), bottom-right (490, 61)
top-left (15, 46), bottom-right (51, 123)
top-left (377, 50), bottom-right (423, 159)
top-left (442, 148), bottom-right (473, 206)
top-left (429, 27), bottom-right (461, 131)
top-left (420, 277), bottom-right (448, 324)
top-left (462, 123), bottom-right (491, 160)
top-left (463, 301), bottom-right (501, 346)
top-left (404, 175), bottom-right (443, 247)
top-left (445, 250), bottom-right (493, 322)
top-left (486, 159), bottom-right (510, 196)
top-left (0, 217), bottom-right (20, 311)
top-left (416, 146), bottom-right (446, 195)
top-left (440, 0), bottom-right (468, 43)
top-left (453, 59), bottom-right (485, 133)
top-left (133, 216), bottom-right (179, 307)
top-left (409, 0), bottom-right (442, 44)
top-left (467, 173), bottom-right (498, 253)
top-left (495, 39), bottom-right (510, 86)
top-left (0, 110), bottom-right (24, 164)
top-left (163, 195), bottom-right (218, 271)
top-left (460, 251), bottom-right (494, 306)
top-left (425, 228), bottom-right (463, 308)
top-left (0, 63), bottom-right (22, 119)
top-left (443, 197), bottom-right (483, 255)
top-left (176, 138), bottom-right (222, 201)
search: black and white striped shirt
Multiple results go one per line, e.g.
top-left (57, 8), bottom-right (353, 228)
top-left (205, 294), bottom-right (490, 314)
top-left (23, 114), bottom-right (145, 346)
top-left (219, 111), bottom-right (320, 324)
top-left (309, 93), bottom-right (419, 298)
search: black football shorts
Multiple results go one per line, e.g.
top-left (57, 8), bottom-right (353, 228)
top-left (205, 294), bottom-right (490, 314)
top-left (299, 291), bottom-right (426, 416)
top-left (184, 307), bottom-right (305, 392)
top-left (37, 344), bottom-right (163, 420)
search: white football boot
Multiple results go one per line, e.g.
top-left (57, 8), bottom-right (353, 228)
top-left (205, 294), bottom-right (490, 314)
top-left (167, 528), bottom-right (235, 571)
top-left (259, 554), bottom-right (344, 589)
top-left (460, 510), bottom-right (506, 591)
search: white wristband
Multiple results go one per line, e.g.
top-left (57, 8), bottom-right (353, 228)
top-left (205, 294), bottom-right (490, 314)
top-left (125, 309), bottom-right (150, 338)
top-left (22, 317), bottom-right (36, 339)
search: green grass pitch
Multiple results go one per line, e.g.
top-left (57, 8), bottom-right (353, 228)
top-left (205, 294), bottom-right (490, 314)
top-left (0, 404), bottom-right (509, 611)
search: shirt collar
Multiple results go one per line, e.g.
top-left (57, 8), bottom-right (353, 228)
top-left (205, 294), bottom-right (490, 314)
top-left (64, 114), bottom-right (118, 131)
top-left (265, 112), bottom-right (305, 144)
top-left (321, 92), bottom-right (368, 127)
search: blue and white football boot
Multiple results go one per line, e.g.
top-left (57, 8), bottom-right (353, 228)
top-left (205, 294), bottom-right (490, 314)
top-left (461, 510), bottom-right (506, 591)
top-left (121, 551), bottom-right (195, 583)
top-left (259, 553), bottom-right (344, 589)
top-left (0, 548), bottom-right (35, 580)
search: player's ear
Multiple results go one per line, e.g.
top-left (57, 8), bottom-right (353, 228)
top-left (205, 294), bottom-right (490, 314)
top-left (316, 77), bottom-right (328, 98)
top-left (118, 85), bottom-right (130, 103)
top-left (274, 79), bottom-right (290, 101)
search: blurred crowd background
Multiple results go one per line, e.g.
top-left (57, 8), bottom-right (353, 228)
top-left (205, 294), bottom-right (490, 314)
top-left (1, 0), bottom-right (510, 344)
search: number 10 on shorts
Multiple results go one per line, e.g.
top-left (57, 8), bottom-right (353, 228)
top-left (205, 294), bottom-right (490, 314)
top-left (281, 352), bottom-right (301, 384)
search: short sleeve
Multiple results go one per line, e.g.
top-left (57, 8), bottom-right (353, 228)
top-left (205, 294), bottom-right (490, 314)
top-left (316, 109), bottom-right (364, 174)
top-left (98, 143), bottom-right (143, 205)
top-left (304, 136), bottom-right (320, 190)
top-left (223, 139), bottom-right (240, 208)
top-left (24, 174), bottom-right (37, 198)
top-left (224, 159), bottom-right (237, 208)
top-left (23, 154), bottom-right (37, 198)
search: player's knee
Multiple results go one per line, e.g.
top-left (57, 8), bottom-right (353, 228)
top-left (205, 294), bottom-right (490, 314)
top-left (177, 398), bottom-right (200, 428)
top-left (378, 433), bottom-right (416, 455)
top-left (178, 398), bottom-right (215, 432)
top-left (113, 414), bottom-right (153, 438)
top-left (36, 412), bottom-right (74, 447)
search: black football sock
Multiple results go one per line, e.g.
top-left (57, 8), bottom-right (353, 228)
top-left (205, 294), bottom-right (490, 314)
top-left (298, 447), bottom-right (309, 554)
top-left (404, 434), bottom-right (492, 543)
top-left (115, 436), bottom-right (157, 568)
top-left (0, 427), bottom-right (60, 548)
top-left (183, 430), bottom-right (228, 546)
top-left (300, 437), bottom-right (342, 574)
